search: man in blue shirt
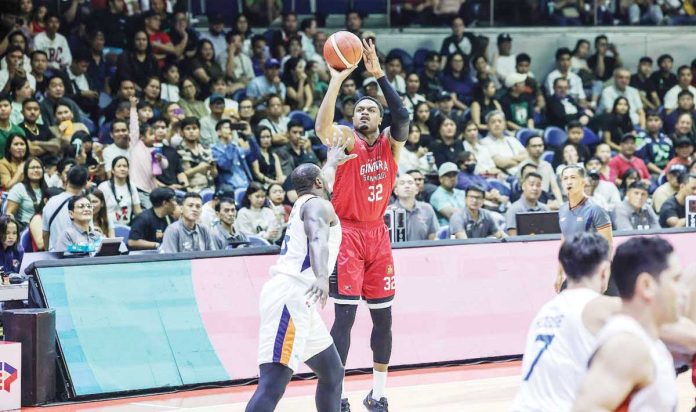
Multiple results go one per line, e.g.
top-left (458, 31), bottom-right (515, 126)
top-left (246, 58), bottom-right (286, 110)
top-left (429, 162), bottom-right (467, 225)
top-left (212, 119), bottom-right (253, 191)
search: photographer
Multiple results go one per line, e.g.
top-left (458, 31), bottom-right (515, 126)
top-left (212, 119), bottom-right (253, 191)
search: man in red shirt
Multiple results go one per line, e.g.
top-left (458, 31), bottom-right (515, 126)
top-left (143, 10), bottom-right (187, 66)
top-left (608, 134), bottom-right (651, 184)
top-left (315, 39), bottom-right (409, 411)
top-left (662, 137), bottom-right (694, 175)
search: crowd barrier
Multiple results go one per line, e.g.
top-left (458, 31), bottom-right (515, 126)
top-left (26, 229), bottom-right (696, 400)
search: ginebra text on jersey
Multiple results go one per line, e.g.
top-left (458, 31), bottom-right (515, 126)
top-left (360, 159), bottom-right (390, 182)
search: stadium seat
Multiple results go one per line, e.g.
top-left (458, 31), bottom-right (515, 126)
top-left (543, 127), bottom-right (567, 148)
top-left (248, 235), bottom-right (271, 246)
top-left (235, 188), bottom-right (246, 208)
top-left (436, 226), bottom-right (449, 240)
top-left (387, 48), bottom-right (414, 72)
top-left (231, 89), bottom-right (246, 102)
top-left (516, 128), bottom-right (537, 147)
top-left (413, 48), bottom-right (431, 69)
top-left (582, 127), bottom-right (601, 147)
top-left (200, 188), bottom-right (215, 204)
top-left (19, 229), bottom-right (32, 252)
top-left (114, 224), bottom-right (130, 243)
top-left (487, 179), bottom-right (511, 197)
top-left (288, 110), bottom-right (315, 131)
top-left (542, 150), bottom-right (554, 163)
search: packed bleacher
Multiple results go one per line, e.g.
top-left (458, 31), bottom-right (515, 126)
top-left (0, 0), bottom-right (694, 268)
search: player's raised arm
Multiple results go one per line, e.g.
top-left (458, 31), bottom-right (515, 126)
top-left (361, 39), bottom-right (409, 149)
top-left (303, 199), bottom-right (333, 308)
top-left (322, 131), bottom-right (358, 194)
top-left (315, 64), bottom-right (356, 147)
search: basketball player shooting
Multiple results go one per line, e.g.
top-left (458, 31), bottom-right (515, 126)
top-left (245, 137), bottom-right (356, 412)
top-left (315, 38), bottom-right (409, 411)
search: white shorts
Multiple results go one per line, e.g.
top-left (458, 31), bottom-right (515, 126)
top-left (257, 274), bottom-right (333, 373)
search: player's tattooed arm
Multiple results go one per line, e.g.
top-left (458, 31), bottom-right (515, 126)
top-left (322, 131), bottom-right (357, 194)
top-left (303, 199), bottom-right (332, 308)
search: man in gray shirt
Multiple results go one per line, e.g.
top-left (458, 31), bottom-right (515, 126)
top-left (613, 182), bottom-right (660, 231)
top-left (557, 165), bottom-right (613, 293)
top-left (42, 165), bottom-right (89, 251)
top-left (54, 195), bottom-right (101, 252)
top-left (506, 172), bottom-right (550, 236)
top-left (387, 174), bottom-right (439, 241)
top-left (212, 197), bottom-right (248, 250)
top-left (161, 193), bottom-right (216, 253)
top-left (450, 185), bottom-right (504, 239)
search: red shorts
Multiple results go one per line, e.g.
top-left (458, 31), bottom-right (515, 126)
top-left (330, 220), bottom-right (395, 307)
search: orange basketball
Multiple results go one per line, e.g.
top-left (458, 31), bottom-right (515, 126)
top-left (323, 31), bottom-right (363, 70)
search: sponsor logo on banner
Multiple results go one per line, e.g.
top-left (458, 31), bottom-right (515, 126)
top-left (0, 362), bottom-right (18, 392)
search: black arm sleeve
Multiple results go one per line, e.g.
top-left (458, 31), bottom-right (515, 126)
top-left (377, 76), bottom-right (409, 142)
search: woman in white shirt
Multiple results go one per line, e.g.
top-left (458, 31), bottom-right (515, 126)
top-left (461, 121), bottom-right (500, 177)
top-left (235, 182), bottom-right (281, 243)
top-left (97, 156), bottom-right (142, 225)
top-left (398, 124), bottom-right (437, 175)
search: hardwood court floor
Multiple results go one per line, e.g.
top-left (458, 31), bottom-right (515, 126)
top-left (26, 361), bottom-right (696, 411)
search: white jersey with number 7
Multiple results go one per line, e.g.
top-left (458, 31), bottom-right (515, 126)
top-left (510, 288), bottom-right (599, 412)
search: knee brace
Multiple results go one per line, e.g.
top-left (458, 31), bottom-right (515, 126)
top-left (369, 307), bottom-right (393, 364)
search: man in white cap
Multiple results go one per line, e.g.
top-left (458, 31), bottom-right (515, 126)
top-left (429, 162), bottom-right (467, 226)
top-left (500, 72), bottom-right (536, 132)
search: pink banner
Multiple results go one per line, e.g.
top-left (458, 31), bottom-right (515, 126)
top-left (192, 232), bottom-right (696, 379)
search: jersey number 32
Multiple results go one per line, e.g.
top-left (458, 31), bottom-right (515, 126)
top-left (368, 184), bottom-right (383, 203)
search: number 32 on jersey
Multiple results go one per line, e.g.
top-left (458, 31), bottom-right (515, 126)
top-left (368, 184), bottom-right (383, 202)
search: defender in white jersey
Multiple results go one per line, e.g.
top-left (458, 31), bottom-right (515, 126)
top-left (511, 233), bottom-right (618, 412)
top-left (574, 237), bottom-right (682, 411)
top-left (246, 138), bottom-right (357, 412)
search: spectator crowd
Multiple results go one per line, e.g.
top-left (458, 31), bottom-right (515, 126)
top-left (0, 2), bottom-right (694, 270)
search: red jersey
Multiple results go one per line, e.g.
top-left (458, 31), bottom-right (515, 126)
top-left (332, 131), bottom-right (397, 223)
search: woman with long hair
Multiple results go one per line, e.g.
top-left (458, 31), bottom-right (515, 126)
top-left (9, 77), bottom-right (33, 125)
top-left (115, 30), bottom-right (159, 89)
top-left (89, 189), bottom-right (115, 237)
top-left (190, 39), bottom-right (224, 92)
top-left (413, 101), bottom-right (433, 146)
top-left (461, 121), bottom-right (499, 176)
top-left (97, 156), bottom-right (142, 225)
top-left (0, 133), bottom-right (29, 190)
top-left (442, 52), bottom-right (474, 110)
top-left (0, 215), bottom-right (23, 273)
top-left (398, 124), bottom-right (436, 174)
top-left (178, 77), bottom-right (208, 118)
top-left (50, 101), bottom-right (89, 145)
top-left (267, 183), bottom-right (291, 226)
top-left (235, 182), bottom-right (281, 242)
top-left (603, 97), bottom-right (634, 151)
top-left (470, 79), bottom-right (502, 132)
top-left (282, 57), bottom-right (313, 112)
top-left (429, 115), bottom-right (465, 166)
top-left (618, 168), bottom-right (640, 199)
top-left (251, 126), bottom-right (284, 186)
top-left (6, 157), bottom-right (47, 231)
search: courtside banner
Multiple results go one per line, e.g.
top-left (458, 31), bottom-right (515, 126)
top-left (33, 231), bottom-right (696, 398)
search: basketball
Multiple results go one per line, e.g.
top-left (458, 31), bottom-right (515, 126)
top-left (323, 31), bottom-right (364, 70)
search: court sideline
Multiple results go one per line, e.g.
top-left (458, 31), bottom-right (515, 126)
top-left (24, 361), bottom-right (696, 411)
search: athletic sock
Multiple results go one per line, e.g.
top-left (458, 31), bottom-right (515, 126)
top-left (372, 369), bottom-right (387, 400)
